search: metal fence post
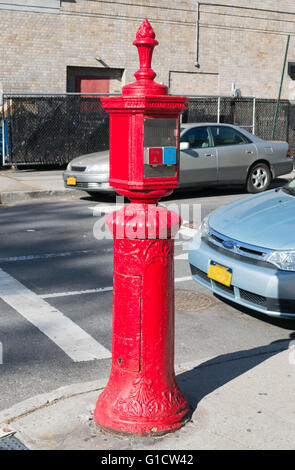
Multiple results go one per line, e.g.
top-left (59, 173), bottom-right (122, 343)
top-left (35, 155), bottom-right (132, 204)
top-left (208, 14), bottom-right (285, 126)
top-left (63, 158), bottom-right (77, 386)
top-left (1, 91), bottom-right (5, 166)
top-left (217, 96), bottom-right (221, 123)
top-left (252, 97), bottom-right (256, 135)
top-left (272, 35), bottom-right (290, 140)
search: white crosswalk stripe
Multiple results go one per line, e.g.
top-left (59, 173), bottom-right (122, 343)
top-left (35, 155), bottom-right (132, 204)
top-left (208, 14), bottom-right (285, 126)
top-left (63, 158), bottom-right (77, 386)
top-left (38, 276), bottom-right (193, 299)
top-left (0, 268), bottom-right (111, 362)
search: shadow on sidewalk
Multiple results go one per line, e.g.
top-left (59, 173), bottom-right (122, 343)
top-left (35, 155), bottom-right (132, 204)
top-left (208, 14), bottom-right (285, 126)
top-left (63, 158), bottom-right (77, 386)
top-left (177, 334), bottom-right (295, 412)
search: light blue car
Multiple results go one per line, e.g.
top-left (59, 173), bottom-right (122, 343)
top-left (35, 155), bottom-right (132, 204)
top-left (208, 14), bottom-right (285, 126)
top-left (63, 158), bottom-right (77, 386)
top-left (188, 178), bottom-right (295, 318)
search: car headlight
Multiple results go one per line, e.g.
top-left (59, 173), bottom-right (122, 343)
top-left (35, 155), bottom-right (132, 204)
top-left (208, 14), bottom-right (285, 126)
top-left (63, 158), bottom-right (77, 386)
top-left (88, 163), bottom-right (109, 173)
top-left (199, 215), bottom-right (210, 239)
top-left (266, 250), bottom-right (295, 271)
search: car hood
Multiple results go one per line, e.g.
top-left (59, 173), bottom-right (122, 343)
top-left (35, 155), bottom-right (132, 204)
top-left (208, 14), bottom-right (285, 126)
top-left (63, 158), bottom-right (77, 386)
top-left (209, 189), bottom-right (295, 250)
top-left (69, 150), bottom-right (109, 167)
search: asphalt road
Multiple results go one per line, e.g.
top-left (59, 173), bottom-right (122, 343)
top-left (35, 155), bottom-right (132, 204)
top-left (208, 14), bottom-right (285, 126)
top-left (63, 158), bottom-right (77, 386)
top-left (1, 181), bottom-right (295, 411)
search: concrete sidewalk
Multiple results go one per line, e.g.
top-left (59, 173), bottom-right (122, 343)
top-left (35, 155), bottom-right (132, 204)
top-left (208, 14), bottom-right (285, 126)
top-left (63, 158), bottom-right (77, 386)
top-left (0, 168), bottom-right (82, 204)
top-left (0, 342), bottom-right (294, 450)
top-left (1, 167), bottom-right (295, 205)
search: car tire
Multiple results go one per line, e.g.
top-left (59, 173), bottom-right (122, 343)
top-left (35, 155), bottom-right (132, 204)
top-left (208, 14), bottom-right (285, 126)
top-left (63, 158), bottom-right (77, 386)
top-left (246, 163), bottom-right (271, 193)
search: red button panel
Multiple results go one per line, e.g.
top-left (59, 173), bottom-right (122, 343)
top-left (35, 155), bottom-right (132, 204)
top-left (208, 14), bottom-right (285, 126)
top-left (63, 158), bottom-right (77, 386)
top-left (148, 148), bottom-right (163, 165)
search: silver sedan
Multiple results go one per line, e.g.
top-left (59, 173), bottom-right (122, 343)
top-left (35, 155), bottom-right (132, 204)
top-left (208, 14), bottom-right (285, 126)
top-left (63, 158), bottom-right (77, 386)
top-left (63, 123), bottom-right (293, 196)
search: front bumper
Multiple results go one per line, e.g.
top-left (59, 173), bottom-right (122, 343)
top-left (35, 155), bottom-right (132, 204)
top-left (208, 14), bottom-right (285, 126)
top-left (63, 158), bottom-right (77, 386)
top-left (63, 170), bottom-right (113, 192)
top-left (188, 232), bottom-right (295, 318)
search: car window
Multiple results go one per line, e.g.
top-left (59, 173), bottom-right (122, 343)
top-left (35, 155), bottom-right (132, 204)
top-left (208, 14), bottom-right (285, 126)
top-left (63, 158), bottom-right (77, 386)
top-left (210, 126), bottom-right (250, 146)
top-left (180, 126), bottom-right (212, 149)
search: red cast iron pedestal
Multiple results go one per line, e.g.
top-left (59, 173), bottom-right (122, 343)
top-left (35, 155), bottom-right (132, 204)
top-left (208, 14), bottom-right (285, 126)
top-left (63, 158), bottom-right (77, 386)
top-left (94, 19), bottom-right (191, 435)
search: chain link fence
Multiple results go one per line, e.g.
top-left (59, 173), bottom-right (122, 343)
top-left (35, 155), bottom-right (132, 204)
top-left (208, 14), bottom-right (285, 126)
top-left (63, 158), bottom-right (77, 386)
top-left (2, 94), bottom-right (109, 165)
top-left (182, 96), bottom-right (290, 140)
top-left (254, 99), bottom-right (289, 142)
top-left (1, 93), bottom-right (294, 165)
top-left (182, 95), bottom-right (294, 155)
top-left (183, 96), bottom-right (256, 130)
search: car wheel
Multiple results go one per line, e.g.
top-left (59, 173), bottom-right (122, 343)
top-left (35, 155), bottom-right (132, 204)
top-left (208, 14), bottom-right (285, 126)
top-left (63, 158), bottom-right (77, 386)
top-left (246, 163), bottom-right (271, 193)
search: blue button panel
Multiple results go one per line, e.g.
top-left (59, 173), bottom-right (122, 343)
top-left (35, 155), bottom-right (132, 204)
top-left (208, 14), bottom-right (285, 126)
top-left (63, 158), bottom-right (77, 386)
top-left (163, 147), bottom-right (177, 164)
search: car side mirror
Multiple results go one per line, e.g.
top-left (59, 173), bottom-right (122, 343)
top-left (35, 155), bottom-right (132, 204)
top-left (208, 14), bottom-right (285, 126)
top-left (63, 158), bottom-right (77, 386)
top-left (180, 141), bottom-right (189, 150)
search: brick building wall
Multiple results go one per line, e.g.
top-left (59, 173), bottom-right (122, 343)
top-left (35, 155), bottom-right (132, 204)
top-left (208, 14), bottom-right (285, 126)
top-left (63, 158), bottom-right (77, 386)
top-left (1, 1), bottom-right (295, 98)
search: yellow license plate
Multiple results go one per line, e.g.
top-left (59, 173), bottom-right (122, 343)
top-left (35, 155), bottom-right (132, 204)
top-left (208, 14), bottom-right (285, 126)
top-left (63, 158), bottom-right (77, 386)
top-left (67, 176), bottom-right (77, 186)
top-left (208, 261), bottom-right (232, 287)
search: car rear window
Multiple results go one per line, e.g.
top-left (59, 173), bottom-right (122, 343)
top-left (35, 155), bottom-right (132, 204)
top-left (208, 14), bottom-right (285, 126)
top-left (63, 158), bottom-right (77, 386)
top-left (210, 126), bottom-right (251, 146)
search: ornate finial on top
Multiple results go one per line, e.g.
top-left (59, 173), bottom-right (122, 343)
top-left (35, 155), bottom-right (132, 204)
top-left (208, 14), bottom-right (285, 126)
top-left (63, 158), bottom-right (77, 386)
top-left (122, 19), bottom-right (168, 96)
top-left (136, 18), bottom-right (155, 40)
top-left (132, 19), bottom-right (158, 84)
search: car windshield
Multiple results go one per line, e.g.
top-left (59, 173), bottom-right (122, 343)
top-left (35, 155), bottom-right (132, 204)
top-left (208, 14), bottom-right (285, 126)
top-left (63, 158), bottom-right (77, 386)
top-left (282, 178), bottom-right (295, 196)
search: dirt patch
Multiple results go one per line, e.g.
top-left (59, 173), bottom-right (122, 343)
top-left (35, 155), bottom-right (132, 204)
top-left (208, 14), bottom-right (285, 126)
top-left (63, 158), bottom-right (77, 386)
top-left (175, 289), bottom-right (217, 313)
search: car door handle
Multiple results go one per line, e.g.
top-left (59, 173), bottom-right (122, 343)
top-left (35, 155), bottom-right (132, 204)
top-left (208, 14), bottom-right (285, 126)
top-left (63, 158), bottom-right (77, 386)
top-left (205, 153), bottom-right (214, 157)
top-left (246, 150), bottom-right (254, 154)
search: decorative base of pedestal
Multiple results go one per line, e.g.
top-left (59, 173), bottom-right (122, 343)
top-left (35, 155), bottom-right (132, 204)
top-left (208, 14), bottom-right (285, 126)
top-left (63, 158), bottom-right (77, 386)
top-left (94, 395), bottom-right (191, 437)
top-left (95, 412), bottom-right (192, 437)
top-left (94, 366), bottom-right (191, 436)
